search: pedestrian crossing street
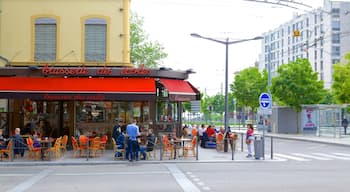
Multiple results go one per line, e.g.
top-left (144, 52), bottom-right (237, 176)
top-left (271, 152), bottom-right (350, 162)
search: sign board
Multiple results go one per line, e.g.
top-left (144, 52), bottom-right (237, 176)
top-left (258, 108), bottom-right (272, 115)
top-left (191, 101), bottom-right (201, 113)
top-left (259, 93), bottom-right (272, 109)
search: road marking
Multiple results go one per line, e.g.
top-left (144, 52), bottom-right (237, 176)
top-left (54, 171), bottom-right (168, 176)
top-left (274, 153), bottom-right (310, 161)
top-left (6, 169), bottom-right (53, 192)
top-left (312, 153), bottom-right (350, 160)
top-left (291, 153), bottom-right (331, 160)
top-left (0, 174), bottom-right (32, 177)
top-left (165, 164), bottom-right (201, 192)
top-left (332, 153), bottom-right (350, 157)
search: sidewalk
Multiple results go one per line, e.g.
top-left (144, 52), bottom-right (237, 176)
top-left (1, 133), bottom-right (350, 166)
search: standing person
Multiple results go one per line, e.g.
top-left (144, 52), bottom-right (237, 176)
top-left (342, 117), bottom-right (348, 135)
top-left (126, 119), bottom-right (140, 162)
top-left (13, 128), bottom-right (26, 158)
top-left (245, 124), bottom-right (254, 158)
top-left (146, 128), bottom-right (156, 152)
top-left (112, 119), bottom-right (123, 143)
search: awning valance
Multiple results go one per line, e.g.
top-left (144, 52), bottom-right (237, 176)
top-left (0, 77), bottom-right (156, 100)
top-left (159, 79), bottom-right (200, 101)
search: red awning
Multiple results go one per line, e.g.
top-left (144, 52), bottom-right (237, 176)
top-left (160, 79), bottom-right (200, 101)
top-left (0, 77), bottom-right (156, 100)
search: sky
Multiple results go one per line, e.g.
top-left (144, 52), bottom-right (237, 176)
top-left (130, 0), bottom-right (327, 96)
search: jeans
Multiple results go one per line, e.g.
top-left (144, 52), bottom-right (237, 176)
top-left (247, 143), bottom-right (253, 156)
top-left (128, 139), bottom-right (139, 161)
top-left (139, 145), bottom-right (147, 160)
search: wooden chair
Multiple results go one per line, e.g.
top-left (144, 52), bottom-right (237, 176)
top-left (162, 135), bottom-right (174, 159)
top-left (26, 137), bottom-right (41, 160)
top-left (100, 135), bottom-right (108, 153)
top-left (146, 137), bottom-right (157, 160)
top-left (71, 136), bottom-right (82, 157)
top-left (112, 138), bottom-right (124, 160)
top-left (45, 137), bottom-right (62, 160)
top-left (60, 135), bottom-right (68, 154)
top-left (0, 139), bottom-right (13, 161)
top-left (89, 137), bottom-right (101, 158)
top-left (216, 133), bottom-right (225, 151)
top-left (183, 136), bottom-right (197, 157)
top-left (79, 135), bottom-right (89, 156)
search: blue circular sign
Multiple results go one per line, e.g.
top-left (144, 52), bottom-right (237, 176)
top-left (259, 93), bottom-right (271, 109)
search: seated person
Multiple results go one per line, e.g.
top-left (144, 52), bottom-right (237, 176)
top-left (205, 125), bottom-right (216, 138)
top-left (13, 128), bottom-right (26, 157)
top-left (0, 129), bottom-right (9, 157)
top-left (0, 129), bottom-right (7, 149)
top-left (115, 131), bottom-right (125, 157)
top-left (138, 134), bottom-right (147, 160)
top-left (32, 133), bottom-right (41, 148)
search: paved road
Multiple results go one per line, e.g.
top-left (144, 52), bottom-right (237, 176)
top-left (2, 139), bottom-right (350, 192)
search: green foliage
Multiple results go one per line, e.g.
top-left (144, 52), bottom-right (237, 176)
top-left (332, 52), bottom-right (350, 104)
top-left (271, 58), bottom-right (325, 112)
top-left (130, 12), bottom-right (168, 68)
top-left (231, 67), bottom-right (267, 111)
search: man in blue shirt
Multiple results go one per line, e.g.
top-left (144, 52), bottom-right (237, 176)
top-left (126, 119), bottom-right (140, 161)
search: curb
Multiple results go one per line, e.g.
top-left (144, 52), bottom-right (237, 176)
top-left (267, 135), bottom-right (350, 147)
top-left (0, 158), bottom-right (282, 167)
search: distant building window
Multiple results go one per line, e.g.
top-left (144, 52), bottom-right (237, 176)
top-left (34, 18), bottom-right (57, 61)
top-left (85, 18), bottom-right (107, 62)
top-left (332, 46), bottom-right (340, 56)
top-left (332, 33), bottom-right (340, 44)
top-left (332, 20), bottom-right (340, 31)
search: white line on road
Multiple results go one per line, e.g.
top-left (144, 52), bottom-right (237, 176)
top-left (274, 153), bottom-right (310, 161)
top-left (6, 169), bottom-right (53, 192)
top-left (332, 153), bottom-right (350, 157)
top-left (54, 171), bottom-right (168, 176)
top-left (291, 153), bottom-right (331, 160)
top-left (0, 174), bottom-right (32, 177)
top-left (165, 164), bottom-right (201, 192)
top-left (312, 153), bottom-right (350, 160)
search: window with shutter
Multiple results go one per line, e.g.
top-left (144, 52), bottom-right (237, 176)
top-left (34, 18), bottom-right (57, 61)
top-left (85, 18), bottom-right (107, 62)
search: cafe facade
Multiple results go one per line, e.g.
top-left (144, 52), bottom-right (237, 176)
top-left (0, 64), bottom-right (200, 145)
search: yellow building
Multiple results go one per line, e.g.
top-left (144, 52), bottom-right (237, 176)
top-left (0, 0), bottom-right (131, 67)
top-left (0, 0), bottom-right (199, 154)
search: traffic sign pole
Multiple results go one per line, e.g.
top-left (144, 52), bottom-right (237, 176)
top-left (259, 93), bottom-right (272, 160)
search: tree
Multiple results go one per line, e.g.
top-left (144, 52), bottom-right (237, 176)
top-left (130, 12), bottom-right (168, 68)
top-left (271, 58), bottom-right (325, 112)
top-left (231, 67), bottom-right (267, 112)
top-left (332, 52), bottom-right (350, 104)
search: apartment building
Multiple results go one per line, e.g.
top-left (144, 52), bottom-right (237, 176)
top-left (259, 0), bottom-right (350, 89)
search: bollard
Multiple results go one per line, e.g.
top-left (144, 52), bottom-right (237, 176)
top-left (231, 138), bottom-right (235, 160)
top-left (270, 136), bottom-right (273, 160)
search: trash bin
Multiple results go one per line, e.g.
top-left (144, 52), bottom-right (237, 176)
top-left (254, 135), bottom-right (264, 160)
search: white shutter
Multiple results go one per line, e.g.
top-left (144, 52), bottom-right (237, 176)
top-left (85, 18), bottom-right (107, 62)
top-left (34, 18), bottom-right (56, 61)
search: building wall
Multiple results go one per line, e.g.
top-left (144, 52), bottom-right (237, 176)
top-left (0, 0), bottom-right (131, 67)
top-left (260, 0), bottom-right (350, 89)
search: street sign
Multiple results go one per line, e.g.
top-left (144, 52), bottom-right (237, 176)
top-left (258, 108), bottom-right (272, 115)
top-left (259, 92), bottom-right (272, 109)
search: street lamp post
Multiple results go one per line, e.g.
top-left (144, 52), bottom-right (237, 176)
top-left (191, 33), bottom-right (263, 152)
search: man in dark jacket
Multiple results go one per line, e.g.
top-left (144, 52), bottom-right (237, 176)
top-left (13, 128), bottom-right (26, 157)
top-left (342, 118), bottom-right (348, 135)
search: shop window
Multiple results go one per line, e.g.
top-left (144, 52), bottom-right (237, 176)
top-left (85, 18), bottom-right (107, 62)
top-left (34, 18), bottom-right (57, 61)
top-left (157, 101), bottom-right (178, 122)
top-left (76, 101), bottom-right (107, 123)
top-left (22, 99), bottom-right (60, 137)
